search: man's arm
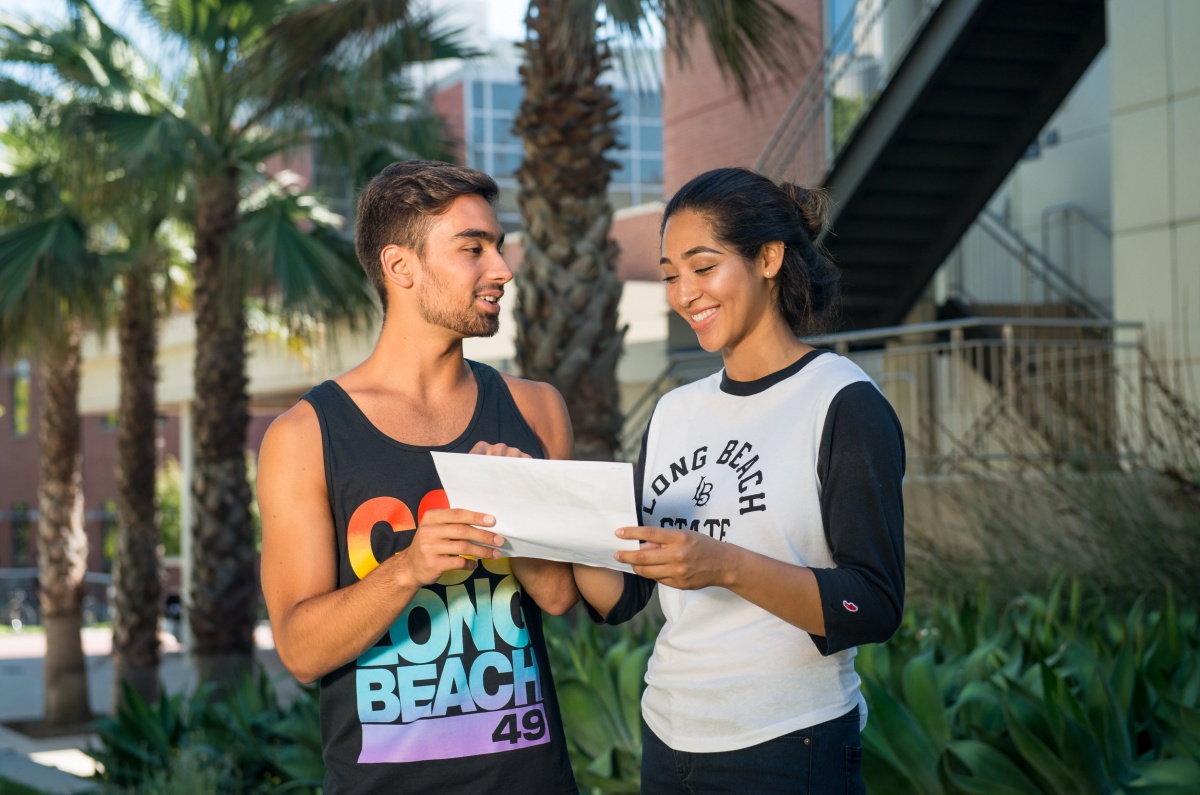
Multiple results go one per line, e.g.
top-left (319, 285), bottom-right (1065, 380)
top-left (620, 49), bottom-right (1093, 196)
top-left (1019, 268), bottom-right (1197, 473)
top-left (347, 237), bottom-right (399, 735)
top-left (496, 374), bottom-right (579, 615)
top-left (259, 400), bottom-right (506, 684)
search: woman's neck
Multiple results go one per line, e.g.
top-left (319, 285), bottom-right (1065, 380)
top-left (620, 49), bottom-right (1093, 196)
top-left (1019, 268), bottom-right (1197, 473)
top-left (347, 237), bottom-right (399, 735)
top-left (722, 319), bottom-right (813, 382)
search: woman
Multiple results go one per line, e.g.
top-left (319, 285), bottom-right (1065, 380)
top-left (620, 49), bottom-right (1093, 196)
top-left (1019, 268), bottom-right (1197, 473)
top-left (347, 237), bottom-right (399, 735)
top-left (573, 167), bottom-right (905, 794)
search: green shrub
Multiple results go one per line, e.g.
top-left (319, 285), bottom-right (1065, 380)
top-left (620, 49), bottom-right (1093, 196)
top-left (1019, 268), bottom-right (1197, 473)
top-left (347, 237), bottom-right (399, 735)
top-left (92, 666), bottom-right (322, 794)
top-left (858, 580), bottom-right (1200, 793)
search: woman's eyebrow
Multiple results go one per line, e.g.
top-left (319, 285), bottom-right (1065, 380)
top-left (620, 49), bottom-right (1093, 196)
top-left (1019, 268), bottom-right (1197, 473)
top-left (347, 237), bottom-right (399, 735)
top-left (661, 245), bottom-right (722, 265)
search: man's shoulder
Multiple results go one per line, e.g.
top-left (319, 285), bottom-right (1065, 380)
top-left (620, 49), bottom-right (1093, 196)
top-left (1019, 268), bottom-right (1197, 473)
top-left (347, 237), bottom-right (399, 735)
top-left (498, 371), bottom-right (564, 407)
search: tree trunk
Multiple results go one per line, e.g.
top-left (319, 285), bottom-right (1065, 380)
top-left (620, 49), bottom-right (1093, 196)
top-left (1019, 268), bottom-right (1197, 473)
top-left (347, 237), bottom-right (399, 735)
top-left (514, 0), bottom-right (626, 461)
top-left (37, 320), bottom-right (92, 725)
top-left (189, 167), bottom-right (256, 685)
top-left (112, 253), bottom-right (162, 707)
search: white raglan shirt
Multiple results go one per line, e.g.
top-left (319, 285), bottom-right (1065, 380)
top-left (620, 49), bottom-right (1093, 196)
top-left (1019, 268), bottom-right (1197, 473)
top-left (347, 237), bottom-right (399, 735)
top-left (638, 352), bottom-right (875, 752)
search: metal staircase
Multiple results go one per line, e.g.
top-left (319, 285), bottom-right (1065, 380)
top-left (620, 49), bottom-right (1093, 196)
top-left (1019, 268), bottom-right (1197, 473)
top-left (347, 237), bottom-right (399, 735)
top-left (757, 0), bottom-right (1107, 331)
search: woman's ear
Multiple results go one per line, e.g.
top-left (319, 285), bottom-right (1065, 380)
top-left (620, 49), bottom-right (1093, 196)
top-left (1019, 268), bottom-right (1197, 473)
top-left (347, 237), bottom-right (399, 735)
top-left (762, 241), bottom-right (786, 279)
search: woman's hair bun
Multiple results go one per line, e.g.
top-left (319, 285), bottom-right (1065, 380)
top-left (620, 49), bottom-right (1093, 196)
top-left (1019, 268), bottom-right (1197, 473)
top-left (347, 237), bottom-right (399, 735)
top-left (781, 183), bottom-right (832, 243)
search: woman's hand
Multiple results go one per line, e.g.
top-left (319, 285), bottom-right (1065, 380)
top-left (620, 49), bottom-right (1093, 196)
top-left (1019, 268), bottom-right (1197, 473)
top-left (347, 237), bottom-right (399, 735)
top-left (613, 526), bottom-right (738, 590)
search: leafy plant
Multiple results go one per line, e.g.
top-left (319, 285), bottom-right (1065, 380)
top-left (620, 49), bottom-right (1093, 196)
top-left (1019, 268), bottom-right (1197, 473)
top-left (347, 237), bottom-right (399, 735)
top-left (858, 581), bottom-right (1200, 794)
top-left (544, 613), bottom-right (663, 794)
top-left (92, 665), bottom-right (321, 794)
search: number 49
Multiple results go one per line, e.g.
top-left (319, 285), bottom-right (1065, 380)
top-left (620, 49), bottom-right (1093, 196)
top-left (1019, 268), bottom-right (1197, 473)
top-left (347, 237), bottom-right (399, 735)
top-left (492, 708), bottom-right (546, 744)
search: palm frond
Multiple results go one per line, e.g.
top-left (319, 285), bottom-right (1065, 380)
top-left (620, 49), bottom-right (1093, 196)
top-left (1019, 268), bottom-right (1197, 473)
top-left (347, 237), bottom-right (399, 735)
top-left (237, 0), bottom-right (475, 128)
top-left (234, 186), bottom-right (376, 329)
top-left (0, 212), bottom-right (111, 352)
top-left (593, 0), bottom-right (811, 100)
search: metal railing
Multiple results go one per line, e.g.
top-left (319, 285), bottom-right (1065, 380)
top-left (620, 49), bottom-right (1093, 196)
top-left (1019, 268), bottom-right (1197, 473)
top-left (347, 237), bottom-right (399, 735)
top-left (621, 317), bottom-right (1171, 476)
top-left (942, 209), bottom-right (1112, 320)
top-left (757, 0), bottom-right (943, 182)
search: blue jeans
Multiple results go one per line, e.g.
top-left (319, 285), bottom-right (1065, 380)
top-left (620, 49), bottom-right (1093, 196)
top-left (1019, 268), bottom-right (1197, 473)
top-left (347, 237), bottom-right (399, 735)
top-left (640, 707), bottom-right (864, 794)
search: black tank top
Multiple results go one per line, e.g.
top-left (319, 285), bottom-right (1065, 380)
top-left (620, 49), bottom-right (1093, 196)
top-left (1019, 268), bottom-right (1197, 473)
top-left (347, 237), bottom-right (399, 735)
top-left (301, 360), bottom-right (576, 794)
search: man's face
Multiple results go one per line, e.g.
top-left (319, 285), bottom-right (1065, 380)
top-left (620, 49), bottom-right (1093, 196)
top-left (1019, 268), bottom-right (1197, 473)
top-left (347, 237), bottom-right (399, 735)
top-left (414, 194), bottom-right (511, 338)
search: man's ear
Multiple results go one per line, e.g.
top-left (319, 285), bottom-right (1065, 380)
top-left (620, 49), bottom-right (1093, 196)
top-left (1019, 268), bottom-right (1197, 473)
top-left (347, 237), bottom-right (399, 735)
top-left (381, 244), bottom-right (416, 290)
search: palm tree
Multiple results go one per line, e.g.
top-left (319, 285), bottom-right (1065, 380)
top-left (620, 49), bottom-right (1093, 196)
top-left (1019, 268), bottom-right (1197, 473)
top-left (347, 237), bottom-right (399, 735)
top-left (513, 0), bottom-right (807, 460)
top-left (85, 0), bottom-right (468, 684)
top-left (0, 115), bottom-right (109, 726)
top-left (2, 0), bottom-right (188, 705)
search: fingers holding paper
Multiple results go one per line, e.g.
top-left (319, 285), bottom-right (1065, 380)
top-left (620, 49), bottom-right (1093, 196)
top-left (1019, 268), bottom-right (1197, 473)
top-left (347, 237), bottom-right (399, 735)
top-left (614, 525), bottom-right (735, 591)
top-left (469, 441), bottom-right (532, 458)
top-left (401, 508), bottom-right (505, 586)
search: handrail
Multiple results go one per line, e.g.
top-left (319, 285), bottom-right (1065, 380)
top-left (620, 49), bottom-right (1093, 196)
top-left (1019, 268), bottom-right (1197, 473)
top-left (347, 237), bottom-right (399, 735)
top-left (804, 315), bottom-right (1142, 348)
top-left (1041, 202), bottom-right (1112, 240)
top-left (976, 209), bottom-right (1112, 320)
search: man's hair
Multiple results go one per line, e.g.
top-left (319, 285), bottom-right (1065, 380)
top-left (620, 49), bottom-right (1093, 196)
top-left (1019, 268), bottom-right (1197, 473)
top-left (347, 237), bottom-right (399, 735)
top-left (354, 160), bottom-right (499, 312)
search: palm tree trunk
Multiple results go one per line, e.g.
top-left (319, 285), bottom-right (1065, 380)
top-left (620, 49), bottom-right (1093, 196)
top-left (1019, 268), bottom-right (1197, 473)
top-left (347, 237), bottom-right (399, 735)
top-left (112, 253), bottom-right (162, 707)
top-left (37, 319), bottom-right (92, 725)
top-left (514, 0), bottom-right (626, 461)
top-left (189, 167), bottom-right (256, 685)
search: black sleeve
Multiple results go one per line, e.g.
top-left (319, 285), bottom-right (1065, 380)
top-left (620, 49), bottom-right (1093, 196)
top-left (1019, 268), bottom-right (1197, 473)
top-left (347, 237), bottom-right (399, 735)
top-left (808, 381), bottom-right (906, 655)
top-left (580, 420), bottom-right (657, 625)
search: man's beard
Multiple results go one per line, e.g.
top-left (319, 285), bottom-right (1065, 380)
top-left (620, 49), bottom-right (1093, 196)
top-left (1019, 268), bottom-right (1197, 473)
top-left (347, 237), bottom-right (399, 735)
top-left (417, 265), bottom-right (502, 338)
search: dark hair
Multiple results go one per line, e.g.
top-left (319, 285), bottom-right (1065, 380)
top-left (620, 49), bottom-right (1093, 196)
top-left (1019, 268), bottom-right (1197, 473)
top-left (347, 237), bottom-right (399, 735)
top-left (355, 160), bottom-right (499, 312)
top-left (661, 167), bottom-right (840, 335)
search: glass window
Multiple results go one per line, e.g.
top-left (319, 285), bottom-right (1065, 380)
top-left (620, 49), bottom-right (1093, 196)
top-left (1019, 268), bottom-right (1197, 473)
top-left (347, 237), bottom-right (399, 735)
top-left (493, 149), bottom-right (523, 178)
top-left (471, 81), bottom-right (485, 110)
top-left (492, 116), bottom-right (518, 147)
top-left (471, 115), bottom-right (486, 145)
top-left (611, 89), bottom-right (631, 111)
top-left (492, 82), bottom-right (524, 111)
top-left (637, 123), bottom-right (662, 152)
top-left (639, 156), bottom-right (664, 184)
top-left (468, 146), bottom-right (488, 171)
top-left (630, 91), bottom-right (661, 118)
top-left (12, 360), bottom-right (30, 438)
top-left (613, 155), bottom-right (633, 182)
top-left (614, 123), bottom-right (630, 149)
top-left (11, 501), bottom-right (31, 567)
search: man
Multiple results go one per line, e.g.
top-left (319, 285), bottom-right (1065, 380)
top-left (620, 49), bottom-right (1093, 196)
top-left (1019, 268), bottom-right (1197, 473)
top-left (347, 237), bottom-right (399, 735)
top-left (258, 160), bottom-right (579, 793)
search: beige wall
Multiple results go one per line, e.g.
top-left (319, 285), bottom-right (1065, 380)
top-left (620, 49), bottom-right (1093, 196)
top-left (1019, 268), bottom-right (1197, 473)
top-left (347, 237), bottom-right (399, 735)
top-left (1109, 0), bottom-right (1200, 402)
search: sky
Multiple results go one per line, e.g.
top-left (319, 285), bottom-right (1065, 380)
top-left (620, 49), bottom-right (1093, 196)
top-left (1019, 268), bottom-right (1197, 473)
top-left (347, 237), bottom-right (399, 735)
top-left (0, 0), bottom-right (532, 43)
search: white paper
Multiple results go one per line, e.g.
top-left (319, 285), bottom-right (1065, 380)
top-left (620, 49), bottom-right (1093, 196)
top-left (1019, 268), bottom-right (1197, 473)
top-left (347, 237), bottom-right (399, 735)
top-left (430, 452), bottom-right (640, 573)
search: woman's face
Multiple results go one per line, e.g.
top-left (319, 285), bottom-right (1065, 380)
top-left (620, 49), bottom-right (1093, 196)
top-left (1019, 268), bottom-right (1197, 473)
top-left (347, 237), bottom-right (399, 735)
top-left (660, 210), bottom-right (778, 355)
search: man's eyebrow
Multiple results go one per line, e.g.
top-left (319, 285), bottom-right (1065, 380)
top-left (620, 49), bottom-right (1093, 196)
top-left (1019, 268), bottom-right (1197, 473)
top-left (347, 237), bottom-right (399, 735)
top-left (452, 228), bottom-right (503, 245)
top-left (660, 245), bottom-right (722, 265)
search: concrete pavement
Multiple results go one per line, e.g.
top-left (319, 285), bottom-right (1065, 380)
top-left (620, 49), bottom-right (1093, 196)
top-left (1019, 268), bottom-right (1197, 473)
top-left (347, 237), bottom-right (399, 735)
top-left (0, 625), bottom-right (290, 793)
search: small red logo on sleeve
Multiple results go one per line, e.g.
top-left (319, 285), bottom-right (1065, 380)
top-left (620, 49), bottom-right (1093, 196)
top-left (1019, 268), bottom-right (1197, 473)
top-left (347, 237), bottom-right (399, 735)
top-left (842, 600), bottom-right (859, 612)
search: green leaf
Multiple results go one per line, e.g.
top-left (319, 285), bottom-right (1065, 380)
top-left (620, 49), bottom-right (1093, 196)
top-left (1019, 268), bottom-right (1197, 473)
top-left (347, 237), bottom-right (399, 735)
top-left (944, 739), bottom-right (1046, 795)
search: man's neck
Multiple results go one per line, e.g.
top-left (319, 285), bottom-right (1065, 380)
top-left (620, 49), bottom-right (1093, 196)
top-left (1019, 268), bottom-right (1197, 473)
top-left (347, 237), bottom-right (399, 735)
top-left (352, 316), bottom-right (473, 400)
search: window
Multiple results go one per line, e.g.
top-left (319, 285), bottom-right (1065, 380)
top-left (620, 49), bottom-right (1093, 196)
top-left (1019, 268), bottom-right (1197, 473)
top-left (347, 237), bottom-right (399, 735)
top-left (492, 83), bottom-right (524, 112)
top-left (492, 116), bottom-right (518, 147)
top-left (471, 81), bottom-right (485, 110)
top-left (11, 502), bottom-right (31, 567)
top-left (471, 115), bottom-right (486, 144)
top-left (12, 360), bottom-right (30, 438)
top-left (493, 149), bottom-right (523, 178)
top-left (640, 156), bottom-right (664, 184)
top-left (637, 123), bottom-right (662, 152)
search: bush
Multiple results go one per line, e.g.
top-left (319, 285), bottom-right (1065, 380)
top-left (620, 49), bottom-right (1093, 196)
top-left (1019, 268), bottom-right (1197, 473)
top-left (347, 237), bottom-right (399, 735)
top-left (858, 580), bottom-right (1200, 793)
top-left (92, 666), bottom-right (322, 794)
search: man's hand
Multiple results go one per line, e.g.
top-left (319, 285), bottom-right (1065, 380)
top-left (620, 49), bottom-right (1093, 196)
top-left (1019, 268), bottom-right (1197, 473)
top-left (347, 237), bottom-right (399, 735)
top-left (613, 526), bottom-right (736, 591)
top-left (400, 508), bottom-right (505, 586)
top-left (469, 441), bottom-right (531, 458)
